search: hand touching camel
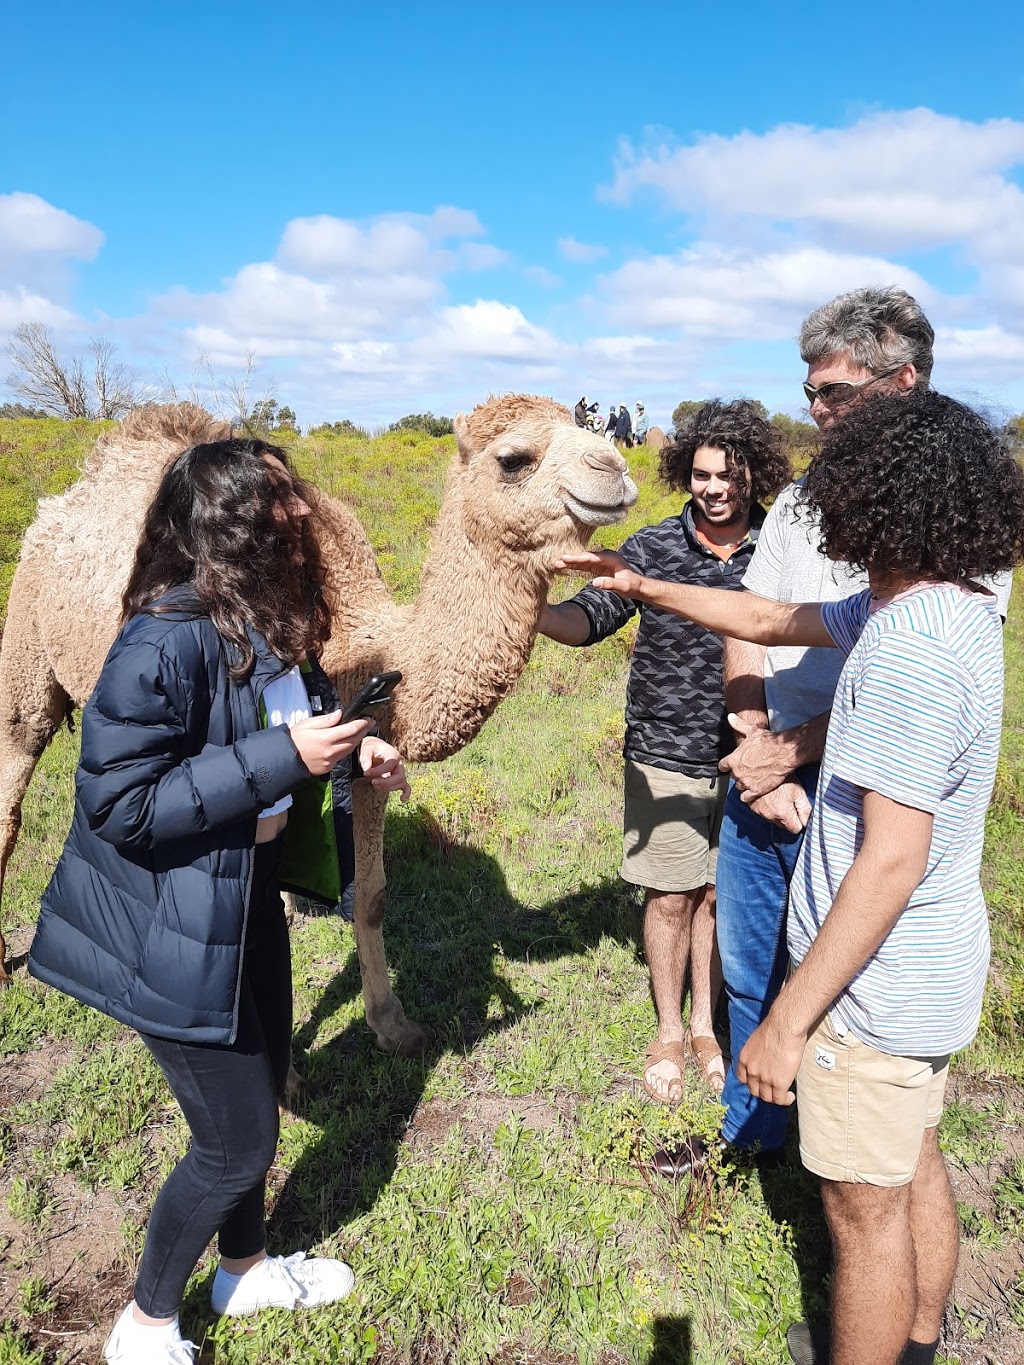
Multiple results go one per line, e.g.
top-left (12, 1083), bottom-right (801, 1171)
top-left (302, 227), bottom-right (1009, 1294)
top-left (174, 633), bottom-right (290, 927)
top-left (557, 550), bottom-right (645, 598)
top-left (358, 736), bottom-right (412, 802)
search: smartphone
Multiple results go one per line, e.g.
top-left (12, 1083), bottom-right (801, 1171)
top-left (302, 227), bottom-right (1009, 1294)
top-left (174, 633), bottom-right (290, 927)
top-left (340, 671), bottom-right (403, 723)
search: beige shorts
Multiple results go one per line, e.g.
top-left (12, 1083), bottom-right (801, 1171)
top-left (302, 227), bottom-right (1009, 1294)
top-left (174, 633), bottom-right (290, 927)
top-left (797, 1013), bottom-right (950, 1187)
top-left (620, 760), bottom-right (726, 894)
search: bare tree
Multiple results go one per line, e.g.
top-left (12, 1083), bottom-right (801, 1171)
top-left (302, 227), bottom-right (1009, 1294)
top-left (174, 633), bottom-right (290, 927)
top-left (6, 322), bottom-right (144, 420)
top-left (161, 349), bottom-right (279, 434)
top-left (221, 351), bottom-right (279, 434)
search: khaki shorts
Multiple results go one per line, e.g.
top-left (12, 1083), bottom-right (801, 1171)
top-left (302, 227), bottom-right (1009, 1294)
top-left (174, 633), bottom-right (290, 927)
top-left (797, 1013), bottom-right (950, 1187)
top-left (620, 760), bottom-right (726, 893)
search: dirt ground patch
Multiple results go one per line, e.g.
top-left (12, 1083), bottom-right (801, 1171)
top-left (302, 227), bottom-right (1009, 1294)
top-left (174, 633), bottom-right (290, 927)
top-left (403, 1097), bottom-right (467, 1154)
top-left (402, 1092), bottom-right (576, 1157)
top-left (466, 1093), bottom-right (573, 1137)
top-left (0, 1174), bottom-right (135, 1364)
top-left (0, 1042), bottom-right (77, 1118)
top-left (943, 1074), bottom-right (1024, 1363)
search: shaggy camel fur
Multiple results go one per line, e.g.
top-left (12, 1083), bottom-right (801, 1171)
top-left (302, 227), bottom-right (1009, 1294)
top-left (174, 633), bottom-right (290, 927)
top-left (0, 398), bottom-right (637, 1054)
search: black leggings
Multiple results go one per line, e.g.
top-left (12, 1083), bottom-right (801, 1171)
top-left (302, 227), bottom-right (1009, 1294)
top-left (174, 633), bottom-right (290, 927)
top-left (133, 838), bottom-right (292, 1317)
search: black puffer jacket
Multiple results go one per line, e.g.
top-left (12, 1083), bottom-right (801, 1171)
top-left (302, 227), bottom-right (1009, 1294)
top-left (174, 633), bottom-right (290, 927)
top-left (29, 590), bottom-right (356, 1044)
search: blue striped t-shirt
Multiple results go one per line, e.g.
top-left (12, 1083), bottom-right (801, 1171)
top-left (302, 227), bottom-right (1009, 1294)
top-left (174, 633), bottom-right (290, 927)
top-left (787, 583), bottom-right (1004, 1056)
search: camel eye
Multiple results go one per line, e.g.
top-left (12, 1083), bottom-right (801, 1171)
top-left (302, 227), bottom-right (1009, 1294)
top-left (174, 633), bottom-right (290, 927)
top-left (496, 451), bottom-right (534, 479)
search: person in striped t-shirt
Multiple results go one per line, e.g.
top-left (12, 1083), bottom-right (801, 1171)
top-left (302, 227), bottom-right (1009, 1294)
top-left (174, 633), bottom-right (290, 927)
top-left (557, 389), bottom-right (1024, 1365)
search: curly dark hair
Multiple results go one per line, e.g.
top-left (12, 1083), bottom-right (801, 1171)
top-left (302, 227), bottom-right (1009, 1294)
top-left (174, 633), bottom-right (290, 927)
top-left (660, 399), bottom-right (792, 502)
top-left (121, 438), bottom-right (331, 679)
top-left (802, 389), bottom-right (1024, 580)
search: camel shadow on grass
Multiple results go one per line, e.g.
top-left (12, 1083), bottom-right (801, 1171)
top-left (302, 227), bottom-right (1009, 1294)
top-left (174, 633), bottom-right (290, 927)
top-left (257, 807), bottom-right (644, 1260)
top-left (647, 1315), bottom-right (692, 1364)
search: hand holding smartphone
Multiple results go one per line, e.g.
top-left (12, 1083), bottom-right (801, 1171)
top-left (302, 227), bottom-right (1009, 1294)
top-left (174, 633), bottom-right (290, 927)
top-left (340, 671), bottom-right (403, 722)
top-left (291, 672), bottom-right (403, 776)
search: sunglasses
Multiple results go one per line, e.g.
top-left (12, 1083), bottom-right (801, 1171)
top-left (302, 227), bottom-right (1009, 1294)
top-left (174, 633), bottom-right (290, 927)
top-left (802, 365), bottom-right (902, 408)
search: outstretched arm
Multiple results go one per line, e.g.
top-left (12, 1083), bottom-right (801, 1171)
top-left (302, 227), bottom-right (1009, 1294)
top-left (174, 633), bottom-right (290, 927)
top-left (537, 601), bottom-right (593, 646)
top-left (558, 550), bottom-right (835, 648)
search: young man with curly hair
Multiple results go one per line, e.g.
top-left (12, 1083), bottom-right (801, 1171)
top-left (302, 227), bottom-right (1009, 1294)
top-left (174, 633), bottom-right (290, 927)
top-left (703, 288), bottom-right (1013, 1184)
top-left (560, 389), bottom-right (1024, 1365)
top-left (538, 400), bottom-right (791, 1104)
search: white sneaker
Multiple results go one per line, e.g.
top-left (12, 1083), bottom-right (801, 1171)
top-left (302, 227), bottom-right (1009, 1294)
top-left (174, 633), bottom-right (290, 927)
top-left (211, 1251), bottom-right (355, 1317)
top-left (103, 1304), bottom-right (198, 1364)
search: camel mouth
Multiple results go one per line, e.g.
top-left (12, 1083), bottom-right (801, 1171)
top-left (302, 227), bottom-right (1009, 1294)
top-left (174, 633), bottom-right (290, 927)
top-left (562, 479), bottom-right (638, 527)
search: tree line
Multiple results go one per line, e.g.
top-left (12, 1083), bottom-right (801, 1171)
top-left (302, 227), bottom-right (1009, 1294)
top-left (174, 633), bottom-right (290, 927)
top-left (4, 324), bottom-right (1022, 458)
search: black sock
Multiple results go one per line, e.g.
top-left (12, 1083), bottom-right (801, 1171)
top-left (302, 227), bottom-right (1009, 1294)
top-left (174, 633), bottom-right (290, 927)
top-left (899, 1339), bottom-right (939, 1365)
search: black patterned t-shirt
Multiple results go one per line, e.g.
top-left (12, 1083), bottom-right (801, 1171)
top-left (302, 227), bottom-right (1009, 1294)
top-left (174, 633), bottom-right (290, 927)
top-left (569, 502), bottom-right (764, 777)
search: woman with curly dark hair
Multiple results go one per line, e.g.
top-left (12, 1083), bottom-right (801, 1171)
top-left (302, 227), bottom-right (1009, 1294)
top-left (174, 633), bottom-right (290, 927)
top-left (560, 388), bottom-right (1024, 1365)
top-left (800, 390), bottom-right (1024, 583)
top-left (29, 439), bottom-right (411, 1365)
top-left (537, 398), bottom-right (791, 1106)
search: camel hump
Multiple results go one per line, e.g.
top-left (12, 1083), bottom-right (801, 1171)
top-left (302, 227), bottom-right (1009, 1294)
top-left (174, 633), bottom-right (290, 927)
top-left (83, 402), bottom-right (232, 475)
top-left (24, 402), bottom-right (233, 597)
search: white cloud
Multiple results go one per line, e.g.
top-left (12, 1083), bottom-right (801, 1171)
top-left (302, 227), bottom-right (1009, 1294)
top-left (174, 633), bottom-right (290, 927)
top-left (0, 194), bottom-right (103, 331)
top-left (523, 265), bottom-right (562, 289)
top-left (0, 192), bottom-right (104, 262)
top-left (168, 259), bottom-right (441, 348)
top-left (604, 110), bottom-right (1024, 260)
top-left (558, 236), bottom-right (609, 264)
top-left (9, 120), bottom-right (1024, 432)
top-left (141, 209), bottom-right (570, 420)
top-left (933, 325), bottom-right (1024, 382)
top-left (455, 241), bottom-right (508, 271)
top-left (276, 207), bottom-right (490, 278)
top-left (327, 339), bottom-right (402, 375)
top-left (155, 207), bottom-right (507, 359)
top-left (0, 287), bottom-right (80, 332)
top-left (419, 300), bottom-right (561, 364)
top-left (598, 244), bottom-right (934, 338)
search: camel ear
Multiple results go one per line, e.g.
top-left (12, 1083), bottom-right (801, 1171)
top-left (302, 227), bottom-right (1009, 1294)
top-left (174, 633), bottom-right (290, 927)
top-left (453, 413), bottom-right (473, 463)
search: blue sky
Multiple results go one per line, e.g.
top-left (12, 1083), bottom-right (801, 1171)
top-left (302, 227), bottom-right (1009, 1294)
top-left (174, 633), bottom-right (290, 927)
top-left (3, 0), bottom-right (1024, 429)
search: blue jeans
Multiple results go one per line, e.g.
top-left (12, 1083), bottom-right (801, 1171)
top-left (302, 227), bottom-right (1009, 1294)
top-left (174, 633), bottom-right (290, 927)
top-left (715, 767), bottom-right (819, 1152)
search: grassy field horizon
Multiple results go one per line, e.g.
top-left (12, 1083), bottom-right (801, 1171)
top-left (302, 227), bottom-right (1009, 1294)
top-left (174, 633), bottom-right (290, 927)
top-left (1, 416), bottom-right (1022, 1365)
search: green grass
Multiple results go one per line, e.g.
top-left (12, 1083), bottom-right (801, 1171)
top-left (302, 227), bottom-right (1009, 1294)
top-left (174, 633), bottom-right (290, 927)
top-left (0, 1325), bottom-right (44, 1365)
top-left (0, 420), bottom-right (1022, 1362)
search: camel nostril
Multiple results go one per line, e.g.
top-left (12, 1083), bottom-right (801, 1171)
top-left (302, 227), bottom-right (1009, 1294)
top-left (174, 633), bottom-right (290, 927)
top-left (583, 448), bottom-right (621, 473)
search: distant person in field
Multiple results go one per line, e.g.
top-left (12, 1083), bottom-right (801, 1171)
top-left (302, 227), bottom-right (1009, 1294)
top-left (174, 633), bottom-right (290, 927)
top-left (537, 401), bottom-right (790, 1103)
top-left (28, 440), bottom-right (411, 1365)
top-left (633, 402), bottom-right (649, 446)
top-left (558, 388), bottom-right (1024, 1365)
top-left (614, 401), bottom-right (633, 447)
top-left (574, 395), bottom-right (589, 428)
top-left (605, 403), bottom-right (619, 441)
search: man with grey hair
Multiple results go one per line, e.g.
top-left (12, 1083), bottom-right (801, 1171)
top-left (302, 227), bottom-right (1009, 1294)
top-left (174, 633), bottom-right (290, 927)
top-left (797, 285), bottom-right (936, 421)
top-left (705, 285), bottom-right (1009, 1365)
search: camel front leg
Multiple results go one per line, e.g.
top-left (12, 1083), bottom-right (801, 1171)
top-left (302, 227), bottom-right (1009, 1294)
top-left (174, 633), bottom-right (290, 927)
top-left (352, 782), bottom-right (430, 1056)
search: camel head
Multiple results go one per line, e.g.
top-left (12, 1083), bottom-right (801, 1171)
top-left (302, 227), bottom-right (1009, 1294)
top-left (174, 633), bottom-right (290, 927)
top-left (451, 394), bottom-right (638, 564)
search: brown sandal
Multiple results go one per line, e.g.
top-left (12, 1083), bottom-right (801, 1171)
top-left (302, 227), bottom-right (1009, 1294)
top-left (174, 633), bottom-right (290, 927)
top-left (688, 1034), bottom-right (725, 1096)
top-left (642, 1038), bottom-right (686, 1106)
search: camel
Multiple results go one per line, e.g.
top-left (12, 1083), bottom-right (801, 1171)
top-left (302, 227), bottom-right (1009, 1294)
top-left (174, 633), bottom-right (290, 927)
top-left (0, 397), bottom-right (637, 1055)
